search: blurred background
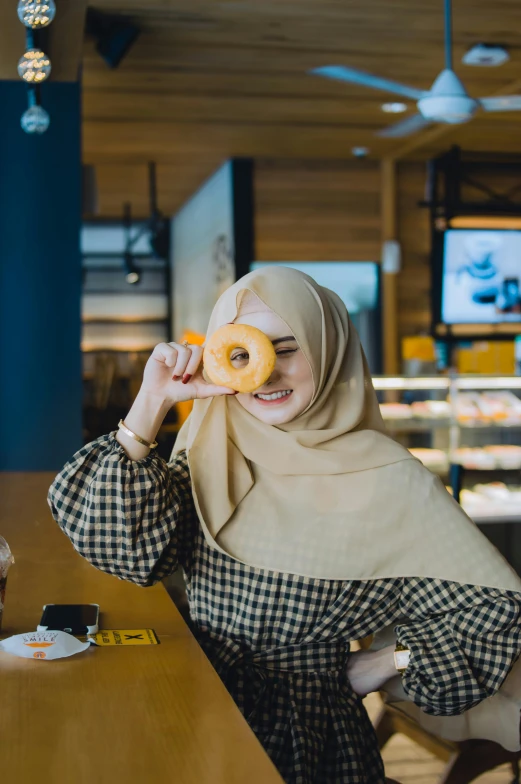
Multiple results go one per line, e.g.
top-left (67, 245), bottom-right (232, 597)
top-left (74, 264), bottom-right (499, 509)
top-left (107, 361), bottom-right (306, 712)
top-left (3, 2), bottom-right (521, 779)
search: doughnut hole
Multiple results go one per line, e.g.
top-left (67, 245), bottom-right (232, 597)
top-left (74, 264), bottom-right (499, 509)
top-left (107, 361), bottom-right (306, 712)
top-left (203, 324), bottom-right (276, 393)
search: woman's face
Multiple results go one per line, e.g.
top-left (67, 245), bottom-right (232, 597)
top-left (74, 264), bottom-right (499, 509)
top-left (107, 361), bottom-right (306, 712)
top-left (233, 309), bottom-right (314, 425)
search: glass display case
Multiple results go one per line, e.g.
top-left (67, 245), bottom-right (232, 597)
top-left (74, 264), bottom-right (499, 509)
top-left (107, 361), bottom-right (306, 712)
top-left (373, 375), bottom-right (521, 525)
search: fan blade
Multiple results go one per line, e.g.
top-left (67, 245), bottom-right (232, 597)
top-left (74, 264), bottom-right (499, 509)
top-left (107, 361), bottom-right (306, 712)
top-left (480, 96), bottom-right (521, 112)
top-left (376, 113), bottom-right (433, 138)
top-left (310, 66), bottom-right (425, 101)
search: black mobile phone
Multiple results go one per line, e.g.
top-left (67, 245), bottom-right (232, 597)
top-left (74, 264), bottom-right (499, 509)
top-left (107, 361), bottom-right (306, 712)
top-left (37, 604), bottom-right (100, 635)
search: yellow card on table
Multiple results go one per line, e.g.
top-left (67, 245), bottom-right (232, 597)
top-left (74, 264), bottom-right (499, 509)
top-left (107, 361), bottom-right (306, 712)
top-left (88, 629), bottom-right (159, 646)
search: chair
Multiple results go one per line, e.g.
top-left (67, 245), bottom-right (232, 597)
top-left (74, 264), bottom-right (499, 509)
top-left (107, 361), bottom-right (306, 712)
top-left (358, 636), bottom-right (521, 784)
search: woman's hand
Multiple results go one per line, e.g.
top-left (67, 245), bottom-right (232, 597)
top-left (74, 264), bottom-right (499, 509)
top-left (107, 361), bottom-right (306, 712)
top-left (141, 342), bottom-right (235, 404)
top-left (346, 645), bottom-right (397, 698)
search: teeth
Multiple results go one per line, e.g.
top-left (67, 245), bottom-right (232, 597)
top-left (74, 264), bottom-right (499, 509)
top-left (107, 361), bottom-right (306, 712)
top-left (256, 390), bottom-right (292, 401)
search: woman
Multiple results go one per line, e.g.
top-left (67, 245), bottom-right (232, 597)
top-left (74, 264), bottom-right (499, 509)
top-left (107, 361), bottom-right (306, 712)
top-left (49, 267), bottom-right (521, 783)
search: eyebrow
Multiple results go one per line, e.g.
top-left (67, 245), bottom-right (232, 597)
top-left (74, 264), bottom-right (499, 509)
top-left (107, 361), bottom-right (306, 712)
top-left (272, 336), bottom-right (297, 346)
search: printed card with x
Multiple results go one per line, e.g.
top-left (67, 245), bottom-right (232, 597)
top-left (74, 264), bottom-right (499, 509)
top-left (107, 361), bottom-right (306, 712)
top-left (88, 629), bottom-right (160, 646)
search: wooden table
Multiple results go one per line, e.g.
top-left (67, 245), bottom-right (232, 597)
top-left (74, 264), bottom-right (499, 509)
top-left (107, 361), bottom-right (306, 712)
top-left (0, 474), bottom-right (283, 784)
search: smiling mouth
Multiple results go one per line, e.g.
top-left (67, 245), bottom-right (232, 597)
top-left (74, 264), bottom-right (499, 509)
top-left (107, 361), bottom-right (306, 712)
top-left (254, 390), bottom-right (293, 404)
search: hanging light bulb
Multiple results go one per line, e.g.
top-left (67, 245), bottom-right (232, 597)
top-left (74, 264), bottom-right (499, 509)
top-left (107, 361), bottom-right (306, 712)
top-left (21, 104), bottom-right (50, 134)
top-left (17, 49), bottom-right (51, 83)
top-left (17, 1), bottom-right (56, 28)
top-left (124, 252), bottom-right (141, 285)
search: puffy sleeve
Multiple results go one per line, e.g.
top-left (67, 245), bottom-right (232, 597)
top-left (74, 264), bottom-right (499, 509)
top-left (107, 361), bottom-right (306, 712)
top-left (47, 432), bottom-right (196, 587)
top-left (395, 577), bottom-right (521, 716)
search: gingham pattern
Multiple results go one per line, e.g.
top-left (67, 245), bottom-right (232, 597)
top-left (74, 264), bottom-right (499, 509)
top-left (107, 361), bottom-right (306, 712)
top-left (397, 578), bottom-right (521, 716)
top-left (48, 433), bottom-right (521, 784)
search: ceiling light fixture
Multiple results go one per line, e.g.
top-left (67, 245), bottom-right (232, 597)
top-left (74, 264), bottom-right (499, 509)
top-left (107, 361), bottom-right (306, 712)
top-left (17, 49), bottom-right (51, 83)
top-left (17, 0), bottom-right (56, 28)
top-left (352, 146), bottom-right (370, 158)
top-left (20, 89), bottom-right (50, 134)
top-left (462, 44), bottom-right (509, 67)
top-left (123, 203), bottom-right (142, 286)
top-left (17, 3), bottom-right (55, 133)
top-left (124, 252), bottom-right (141, 285)
top-left (381, 102), bottom-right (407, 113)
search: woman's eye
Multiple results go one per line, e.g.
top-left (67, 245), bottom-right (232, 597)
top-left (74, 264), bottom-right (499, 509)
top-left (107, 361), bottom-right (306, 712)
top-left (276, 348), bottom-right (298, 356)
top-left (231, 352), bottom-right (249, 361)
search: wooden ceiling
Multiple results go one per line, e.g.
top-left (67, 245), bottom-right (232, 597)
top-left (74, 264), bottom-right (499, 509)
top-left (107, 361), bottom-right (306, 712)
top-left (81, 0), bottom-right (521, 213)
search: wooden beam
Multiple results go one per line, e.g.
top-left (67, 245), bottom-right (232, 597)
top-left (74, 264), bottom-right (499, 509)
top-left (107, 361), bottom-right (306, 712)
top-left (47, 0), bottom-right (88, 81)
top-left (82, 120), bottom-right (390, 162)
top-left (381, 158), bottom-right (399, 375)
top-left (0, 0), bottom-right (87, 81)
top-left (390, 77), bottom-right (521, 161)
top-left (0, 3), bottom-right (25, 79)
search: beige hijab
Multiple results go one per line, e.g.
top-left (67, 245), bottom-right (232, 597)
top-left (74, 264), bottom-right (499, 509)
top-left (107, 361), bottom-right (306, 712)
top-left (173, 266), bottom-right (521, 749)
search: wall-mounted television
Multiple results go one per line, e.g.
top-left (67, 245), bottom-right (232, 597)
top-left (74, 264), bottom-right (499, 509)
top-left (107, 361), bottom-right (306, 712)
top-left (250, 261), bottom-right (381, 371)
top-left (433, 229), bottom-right (521, 337)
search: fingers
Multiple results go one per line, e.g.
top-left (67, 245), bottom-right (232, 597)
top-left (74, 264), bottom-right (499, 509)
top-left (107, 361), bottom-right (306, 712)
top-left (150, 342), bottom-right (237, 400)
top-left (151, 342), bottom-right (203, 381)
top-left (151, 342), bottom-right (178, 367)
top-left (199, 384), bottom-right (238, 399)
top-left (181, 345), bottom-right (203, 384)
top-left (170, 344), bottom-right (192, 380)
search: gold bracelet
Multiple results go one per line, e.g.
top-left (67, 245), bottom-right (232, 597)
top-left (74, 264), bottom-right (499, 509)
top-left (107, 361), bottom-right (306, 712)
top-left (118, 419), bottom-right (158, 449)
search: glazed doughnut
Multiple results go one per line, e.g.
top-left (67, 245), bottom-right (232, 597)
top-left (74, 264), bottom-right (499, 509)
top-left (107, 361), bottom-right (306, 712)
top-left (203, 324), bottom-right (276, 393)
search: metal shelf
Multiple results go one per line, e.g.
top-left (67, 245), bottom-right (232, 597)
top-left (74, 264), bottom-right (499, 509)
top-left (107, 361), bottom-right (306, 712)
top-left (82, 317), bottom-right (168, 325)
top-left (459, 422), bottom-right (521, 429)
top-left (383, 419), bottom-right (521, 431)
top-left (471, 514), bottom-right (521, 525)
top-left (82, 252), bottom-right (161, 260)
top-left (373, 375), bottom-right (521, 391)
top-left (383, 419), bottom-right (451, 432)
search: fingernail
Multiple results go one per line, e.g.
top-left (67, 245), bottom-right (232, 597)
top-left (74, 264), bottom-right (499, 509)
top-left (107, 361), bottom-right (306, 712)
top-left (173, 375), bottom-right (180, 381)
top-left (182, 374), bottom-right (192, 385)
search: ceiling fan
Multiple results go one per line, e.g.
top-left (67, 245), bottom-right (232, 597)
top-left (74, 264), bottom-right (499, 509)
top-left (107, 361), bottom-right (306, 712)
top-left (310, 0), bottom-right (521, 138)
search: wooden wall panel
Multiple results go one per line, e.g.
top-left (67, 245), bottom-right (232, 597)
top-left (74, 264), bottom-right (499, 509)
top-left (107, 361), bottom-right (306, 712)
top-left (91, 157), bottom-right (224, 217)
top-left (254, 159), bottom-right (381, 261)
top-left (254, 158), bottom-right (432, 344)
top-left (396, 162), bottom-right (432, 341)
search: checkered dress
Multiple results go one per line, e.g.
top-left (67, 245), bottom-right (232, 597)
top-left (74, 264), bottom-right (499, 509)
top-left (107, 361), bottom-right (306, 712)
top-left (48, 434), bottom-right (521, 784)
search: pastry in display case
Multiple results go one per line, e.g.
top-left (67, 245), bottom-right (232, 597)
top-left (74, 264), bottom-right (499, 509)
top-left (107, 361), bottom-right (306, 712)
top-left (455, 391), bottom-right (521, 425)
top-left (409, 448), bottom-right (450, 473)
top-left (460, 483), bottom-right (521, 520)
top-left (373, 375), bottom-right (521, 522)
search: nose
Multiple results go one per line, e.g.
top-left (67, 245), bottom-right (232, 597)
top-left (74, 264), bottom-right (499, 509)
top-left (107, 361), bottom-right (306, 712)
top-left (265, 363), bottom-right (281, 387)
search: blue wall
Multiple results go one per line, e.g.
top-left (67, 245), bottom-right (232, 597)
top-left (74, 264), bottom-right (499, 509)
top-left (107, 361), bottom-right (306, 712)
top-left (0, 82), bottom-right (83, 470)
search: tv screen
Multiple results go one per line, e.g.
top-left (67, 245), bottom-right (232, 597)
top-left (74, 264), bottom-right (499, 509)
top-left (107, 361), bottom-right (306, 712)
top-left (441, 229), bottom-right (521, 324)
